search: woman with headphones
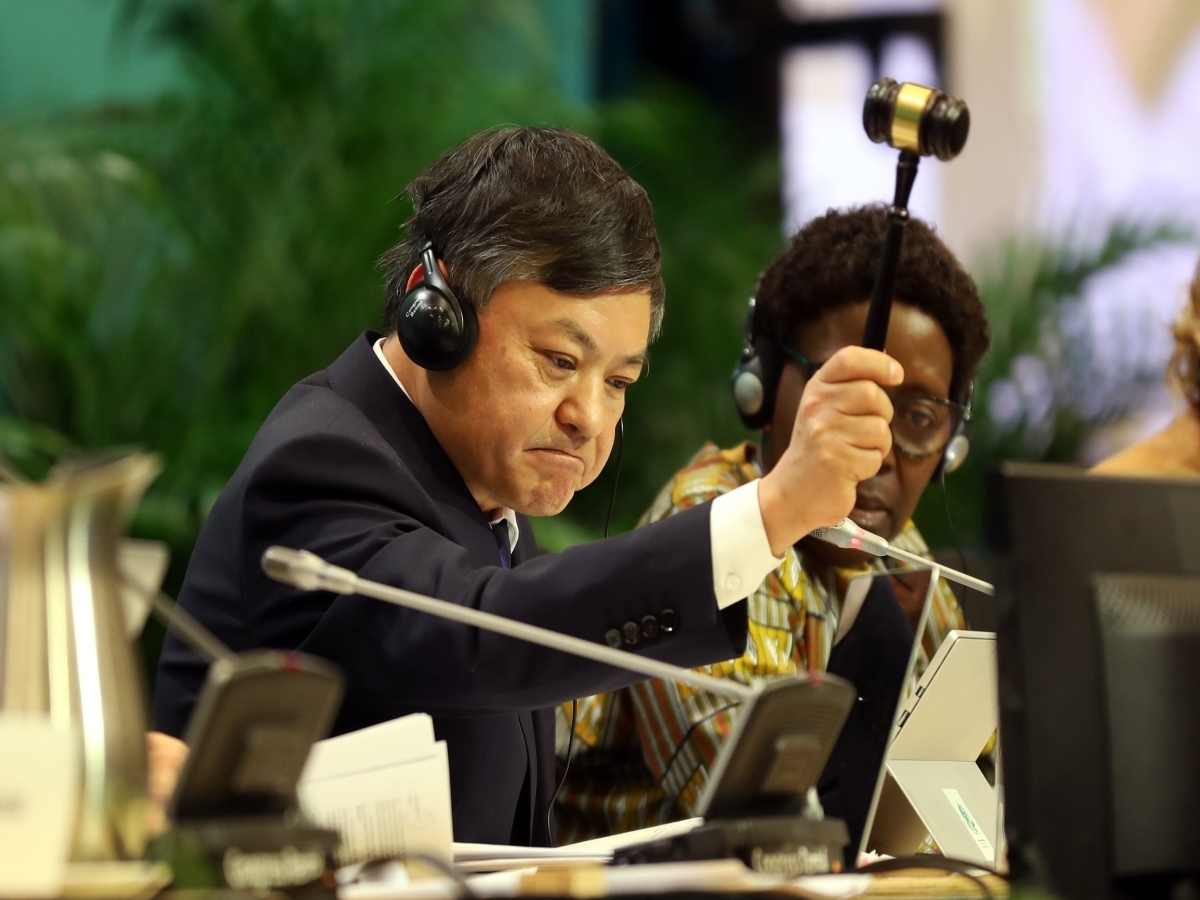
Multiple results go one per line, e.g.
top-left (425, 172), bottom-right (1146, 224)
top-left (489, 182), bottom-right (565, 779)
top-left (556, 205), bottom-right (992, 851)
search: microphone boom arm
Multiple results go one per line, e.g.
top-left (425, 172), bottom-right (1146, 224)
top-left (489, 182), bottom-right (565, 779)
top-left (810, 518), bottom-right (993, 595)
top-left (261, 546), bottom-right (756, 702)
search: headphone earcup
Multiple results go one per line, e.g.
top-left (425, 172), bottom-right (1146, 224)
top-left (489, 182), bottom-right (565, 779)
top-left (731, 336), bottom-right (782, 430)
top-left (396, 284), bottom-right (478, 371)
top-left (936, 382), bottom-right (973, 477)
top-left (939, 433), bottom-right (970, 475)
top-left (732, 355), bottom-right (766, 426)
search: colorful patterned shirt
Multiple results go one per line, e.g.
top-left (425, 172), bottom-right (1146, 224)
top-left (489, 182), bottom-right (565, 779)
top-left (553, 441), bottom-right (966, 843)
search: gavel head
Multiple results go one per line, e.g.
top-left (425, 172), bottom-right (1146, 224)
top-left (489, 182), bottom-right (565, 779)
top-left (863, 77), bottom-right (969, 161)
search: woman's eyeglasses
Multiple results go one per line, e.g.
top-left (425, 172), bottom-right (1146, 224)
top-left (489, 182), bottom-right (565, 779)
top-left (777, 343), bottom-right (965, 460)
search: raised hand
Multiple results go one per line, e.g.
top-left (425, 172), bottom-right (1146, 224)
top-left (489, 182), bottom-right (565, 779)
top-left (757, 346), bottom-right (902, 556)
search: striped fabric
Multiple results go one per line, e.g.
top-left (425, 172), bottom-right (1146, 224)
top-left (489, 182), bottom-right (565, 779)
top-left (553, 441), bottom-right (966, 843)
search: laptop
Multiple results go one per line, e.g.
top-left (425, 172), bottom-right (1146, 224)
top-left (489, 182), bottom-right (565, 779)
top-left (858, 628), bottom-right (1000, 866)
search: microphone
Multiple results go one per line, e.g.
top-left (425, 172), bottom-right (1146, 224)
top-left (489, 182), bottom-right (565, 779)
top-left (124, 554), bottom-right (345, 862)
top-left (261, 546), bottom-right (859, 869)
top-left (810, 519), bottom-right (993, 596)
top-left (262, 546), bottom-right (755, 702)
top-left (139, 582), bottom-right (235, 664)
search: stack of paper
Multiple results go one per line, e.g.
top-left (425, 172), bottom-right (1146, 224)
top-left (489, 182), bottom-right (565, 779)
top-left (299, 713), bottom-right (453, 866)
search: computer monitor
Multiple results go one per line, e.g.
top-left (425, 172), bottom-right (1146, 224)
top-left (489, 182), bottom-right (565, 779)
top-left (986, 462), bottom-right (1200, 900)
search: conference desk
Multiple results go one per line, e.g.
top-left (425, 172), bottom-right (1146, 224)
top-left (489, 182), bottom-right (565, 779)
top-left (44, 856), bottom-right (1007, 900)
top-left (324, 860), bottom-right (1010, 900)
top-left (855, 872), bottom-right (1007, 898)
top-left (504, 865), bottom-right (1007, 900)
top-left (152, 883), bottom-right (1012, 900)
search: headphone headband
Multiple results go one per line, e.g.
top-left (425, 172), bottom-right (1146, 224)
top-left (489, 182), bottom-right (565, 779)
top-left (419, 242), bottom-right (444, 283)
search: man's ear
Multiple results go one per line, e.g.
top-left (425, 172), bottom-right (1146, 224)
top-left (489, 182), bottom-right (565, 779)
top-left (404, 259), bottom-right (452, 293)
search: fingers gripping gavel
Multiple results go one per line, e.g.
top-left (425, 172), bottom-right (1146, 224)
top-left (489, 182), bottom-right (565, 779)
top-left (758, 79), bottom-right (971, 556)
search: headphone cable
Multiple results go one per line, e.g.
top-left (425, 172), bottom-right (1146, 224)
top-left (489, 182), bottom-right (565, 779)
top-left (940, 467), bottom-right (972, 601)
top-left (545, 418), bottom-right (624, 844)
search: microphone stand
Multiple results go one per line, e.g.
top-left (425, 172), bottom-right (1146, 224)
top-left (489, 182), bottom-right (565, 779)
top-left (810, 519), bottom-right (994, 596)
top-left (885, 544), bottom-right (994, 596)
top-left (262, 546), bottom-right (858, 876)
top-left (262, 547), bottom-right (753, 702)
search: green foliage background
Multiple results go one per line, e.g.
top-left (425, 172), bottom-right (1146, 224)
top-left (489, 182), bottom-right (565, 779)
top-left (0, 0), bottom-right (1188, 664)
top-left (0, 0), bottom-right (780, 589)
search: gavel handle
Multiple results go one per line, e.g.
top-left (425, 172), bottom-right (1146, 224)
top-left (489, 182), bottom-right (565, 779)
top-left (862, 151), bottom-right (921, 351)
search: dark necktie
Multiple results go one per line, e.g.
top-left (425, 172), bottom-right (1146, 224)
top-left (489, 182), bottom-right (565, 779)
top-left (491, 519), bottom-right (511, 569)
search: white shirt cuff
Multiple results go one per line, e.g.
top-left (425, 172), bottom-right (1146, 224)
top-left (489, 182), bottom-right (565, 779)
top-left (709, 479), bottom-right (785, 609)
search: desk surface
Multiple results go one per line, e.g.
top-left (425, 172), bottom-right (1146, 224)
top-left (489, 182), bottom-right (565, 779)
top-left (862, 872), bottom-right (1008, 898)
top-left (507, 865), bottom-right (1009, 900)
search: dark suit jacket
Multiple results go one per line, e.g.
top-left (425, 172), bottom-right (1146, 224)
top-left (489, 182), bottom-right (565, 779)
top-left (154, 331), bottom-right (747, 846)
top-left (819, 574), bottom-right (914, 864)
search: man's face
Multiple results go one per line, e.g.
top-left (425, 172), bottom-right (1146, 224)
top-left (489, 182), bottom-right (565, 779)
top-left (418, 281), bottom-right (650, 517)
top-left (763, 300), bottom-right (955, 558)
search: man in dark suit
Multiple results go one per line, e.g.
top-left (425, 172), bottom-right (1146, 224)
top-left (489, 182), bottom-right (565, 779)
top-left (150, 126), bottom-right (903, 845)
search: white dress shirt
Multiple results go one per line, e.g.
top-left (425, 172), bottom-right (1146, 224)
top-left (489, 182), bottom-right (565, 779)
top-left (373, 338), bottom-right (781, 606)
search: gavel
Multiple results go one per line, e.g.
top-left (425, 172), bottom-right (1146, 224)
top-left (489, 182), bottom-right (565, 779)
top-left (859, 78), bottom-right (970, 351)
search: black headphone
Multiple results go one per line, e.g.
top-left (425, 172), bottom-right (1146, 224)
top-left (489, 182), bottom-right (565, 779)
top-left (730, 293), bottom-right (972, 476)
top-left (396, 242), bottom-right (479, 371)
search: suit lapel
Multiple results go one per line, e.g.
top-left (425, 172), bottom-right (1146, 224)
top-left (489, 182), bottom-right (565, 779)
top-left (323, 332), bottom-right (499, 567)
top-left (324, 332), bottom-right (543, 844)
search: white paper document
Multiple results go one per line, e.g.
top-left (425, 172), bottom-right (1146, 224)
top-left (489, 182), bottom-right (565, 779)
top-left (0, 717), bottom-right (79, 898)
top-left (299, 713), bottom-right (453, 866)
top-left (568, 817), bottom-right (704, 852)
top-left (451, 817), bottom-right (705, 872)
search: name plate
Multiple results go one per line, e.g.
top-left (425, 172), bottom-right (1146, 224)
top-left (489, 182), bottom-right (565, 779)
top-left (0, 717), bottom-right (79, 898)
